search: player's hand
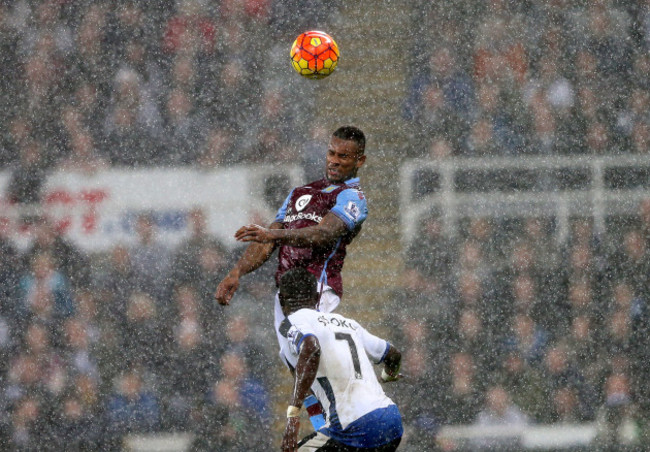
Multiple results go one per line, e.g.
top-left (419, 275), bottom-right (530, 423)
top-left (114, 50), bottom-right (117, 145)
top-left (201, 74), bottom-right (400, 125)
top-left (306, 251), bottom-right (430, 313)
top-left (381, 368), bottom-right (404, 383)
top-left (215, 273), bottom-right (239, 305)
top-left (281, 417), bottom-right (300, 452)
top-left (235, 224), bottom-right (277, 243)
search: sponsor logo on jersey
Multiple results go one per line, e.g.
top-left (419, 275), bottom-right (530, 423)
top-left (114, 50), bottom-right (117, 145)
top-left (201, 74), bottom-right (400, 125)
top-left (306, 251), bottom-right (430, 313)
top-left (344, 201), bottom-right (361, 221)
top-left (284, 212), bottom-right (323, 223)
top-left (295, 194), bottom-right (312, 212)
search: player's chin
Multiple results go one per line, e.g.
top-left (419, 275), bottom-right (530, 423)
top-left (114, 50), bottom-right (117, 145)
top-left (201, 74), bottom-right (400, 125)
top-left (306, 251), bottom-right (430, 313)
top-left (326, 173), bottom-right (344, 183)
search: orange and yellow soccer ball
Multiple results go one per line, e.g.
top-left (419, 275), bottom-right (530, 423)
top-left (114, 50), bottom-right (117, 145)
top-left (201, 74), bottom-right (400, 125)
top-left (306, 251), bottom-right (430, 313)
top-left (290, 30), bottom-right (339, 79)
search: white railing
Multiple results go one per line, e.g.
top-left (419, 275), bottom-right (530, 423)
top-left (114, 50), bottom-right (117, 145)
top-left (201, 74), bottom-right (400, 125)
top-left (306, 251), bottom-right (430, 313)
top-left (399, 155), bottom-right (650, 245)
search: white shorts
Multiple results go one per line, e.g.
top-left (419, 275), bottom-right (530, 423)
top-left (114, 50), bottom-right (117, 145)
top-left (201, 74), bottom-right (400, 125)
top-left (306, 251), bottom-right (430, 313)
top-left (274, 282), bottom-right (340, 346)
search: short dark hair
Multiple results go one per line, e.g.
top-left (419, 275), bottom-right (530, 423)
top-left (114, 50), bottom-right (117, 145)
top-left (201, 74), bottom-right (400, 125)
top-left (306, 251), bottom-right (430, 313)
top-left (333, 126), bottom-right (366, 155)
top-left (279, 268), bottom-right (318, 310)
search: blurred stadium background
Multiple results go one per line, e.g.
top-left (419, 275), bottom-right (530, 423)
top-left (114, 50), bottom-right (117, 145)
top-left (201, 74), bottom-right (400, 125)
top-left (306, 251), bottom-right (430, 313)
top-left (1, 0), bottom-right (650, 450)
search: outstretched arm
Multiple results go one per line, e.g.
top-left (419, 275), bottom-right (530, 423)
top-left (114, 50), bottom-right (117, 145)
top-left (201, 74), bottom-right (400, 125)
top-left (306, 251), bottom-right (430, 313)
top-left (236, 212), bottom-right (348, 248)
top-left (282, 336), bottom-right (321, 452)
top-left (215, 222), bottom-right (283, 305)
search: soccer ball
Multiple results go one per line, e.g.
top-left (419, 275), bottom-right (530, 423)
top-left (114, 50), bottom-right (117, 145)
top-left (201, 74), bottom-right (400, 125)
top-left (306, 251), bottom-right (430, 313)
top-left (290, 31), bottom-right (339, 79)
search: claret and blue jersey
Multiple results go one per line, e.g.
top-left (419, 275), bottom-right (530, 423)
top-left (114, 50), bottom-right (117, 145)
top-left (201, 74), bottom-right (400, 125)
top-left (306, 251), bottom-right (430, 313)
top-left (274, 177), bottom-right (368, 297)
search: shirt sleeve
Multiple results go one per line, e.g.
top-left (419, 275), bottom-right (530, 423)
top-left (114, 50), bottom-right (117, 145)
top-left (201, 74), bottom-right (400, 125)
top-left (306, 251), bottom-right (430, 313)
top-left (286, 312), bottom-right (317, 356)
top-left (357, 322), bottom-right (390, 364)
top-left (330, 188), bottom-right (368, 231)
top-left (274, 189), bottom-right (295, 223)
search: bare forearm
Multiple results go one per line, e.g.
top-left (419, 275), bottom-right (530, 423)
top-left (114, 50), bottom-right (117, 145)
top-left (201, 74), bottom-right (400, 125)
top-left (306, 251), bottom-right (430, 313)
top-left (290, 338), bottom-right (320, 407)
top-left (231, 222), bottom-right (282, 276)
top-left (231, 241), bottom-right (275, 277)
top-left (272, 213), bottom-right (347, 248)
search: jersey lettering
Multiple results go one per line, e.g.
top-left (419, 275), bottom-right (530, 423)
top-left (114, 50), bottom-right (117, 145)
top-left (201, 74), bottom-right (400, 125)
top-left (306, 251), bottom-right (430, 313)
top-left (317, 315), bottom-right (357, 330)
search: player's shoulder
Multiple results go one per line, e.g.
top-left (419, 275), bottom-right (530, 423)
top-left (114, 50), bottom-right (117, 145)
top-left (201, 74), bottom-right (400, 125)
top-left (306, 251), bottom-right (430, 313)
top-left (341, 178), bottom-right (366, 199)
top-left (289, 307), bottom-right (321, 324)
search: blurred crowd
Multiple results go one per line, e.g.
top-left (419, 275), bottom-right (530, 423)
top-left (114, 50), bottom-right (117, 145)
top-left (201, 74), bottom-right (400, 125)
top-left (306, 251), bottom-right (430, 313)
top-left (0, 0), bottom-right (343, 448)
top-left (0, 0), bottom-right (337, 201)
top-left (404, 0), bottom-right (650, 159)
top-left (396, 1), bottom-right (650, 448)
top-left (0, 208), bottom-right (281, 450)
top-left (2, 0), bottom-right (650, 450)
top-left (392, 200), bottom-right (650, 449)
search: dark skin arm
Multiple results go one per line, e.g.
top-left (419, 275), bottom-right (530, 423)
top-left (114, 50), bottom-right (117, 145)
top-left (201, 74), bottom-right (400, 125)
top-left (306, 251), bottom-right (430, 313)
top-left (214, 222), bottom-right (283, 305)
top-left (235, 212), bottom-right (348, 248)
top-left (281, 336), bottom-right (321, 452)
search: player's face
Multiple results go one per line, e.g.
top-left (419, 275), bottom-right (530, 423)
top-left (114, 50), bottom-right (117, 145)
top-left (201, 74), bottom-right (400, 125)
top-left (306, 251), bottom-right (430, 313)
top-left (325, 136), bottom-right (366, 183)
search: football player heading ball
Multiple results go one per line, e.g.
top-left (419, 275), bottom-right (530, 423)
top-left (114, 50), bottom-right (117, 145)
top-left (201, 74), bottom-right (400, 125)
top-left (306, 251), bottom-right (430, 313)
top-left (215, 125), bottom-right (367, 431)
top-left (215, 125), bottom-right (367, 337)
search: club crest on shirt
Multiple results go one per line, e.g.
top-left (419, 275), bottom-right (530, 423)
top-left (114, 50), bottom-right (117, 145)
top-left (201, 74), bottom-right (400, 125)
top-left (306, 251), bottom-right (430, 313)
top-left (295, 194), bottom-right (312, 212)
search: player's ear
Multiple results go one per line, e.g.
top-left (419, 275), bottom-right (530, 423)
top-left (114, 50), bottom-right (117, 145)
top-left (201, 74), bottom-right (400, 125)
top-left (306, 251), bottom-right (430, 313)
top-left (356, 154), bottom-right (366, 168)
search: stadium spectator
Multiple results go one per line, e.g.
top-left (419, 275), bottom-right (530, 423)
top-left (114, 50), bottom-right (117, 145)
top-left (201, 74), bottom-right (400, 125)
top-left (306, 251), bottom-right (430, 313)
top-left (62, 317), bottom-right (99, 380)
top-left (171, 207), bottom-right (228, 287)
top-left (7, 322), bottom-right (68, 410)
top-left (389, 316), bottom-right (441, 449)
top-left (56, 129), bottom-right (108, 175)
top-left (70, 81), bottom-right (105, 144)
top-left (20, 217), bottom-right (88, 294)
top-left (46, 386), bottom-right (101, 451)
top-left (452, 307), bottom-right (493, 373)
top-left (194, 350), bottom-right (272, 451)
top-left (7, 396), bottom-right (46, 450)
top-left (611, 229), bottom-right (650, 300)
top-left (594, 372), bottom-right (638, 449)
top-left (104, 368), bottom-right (161, 449)
top-left (92, 244), bottom-right (138, 343)
top-left (505, 313), bottom-right (549, 369)
top-left (541, 342), bottom-right (596, 422)
top-left (405, 212), bottom-right (455, 289)
top-left (566, 314), bottom-right (600, 387)
top-left (6, 139), bottom-right (47, 205)
top-left (444, 352), bottom-right (484, 425)
top-left (17, 252), bottom-right (75, 331)
top-left (499, 350), bottom-right (546, 421)
top-left (223, 314), bottom-right (271, 384)
top-left (161, 88), bottom-right (207, 164)
top-left (128, 213), bottom-right (172, 303)
top-left (196, 126), bottom-right (235, 167)
top-left (71, 4), bottom-right (112, 97)
top-left (103, 68), bottom-right (163, 165)
top-left (120, 292), bottom-right (164, 374)
top-left (160, 314), bottom-right (211, 430)
top-left (471, 384), bottom-right (529, 451)
top-left (2, 115), bottom-right (32, 168)
top-left (0, 222), bottom-right (20, 324)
